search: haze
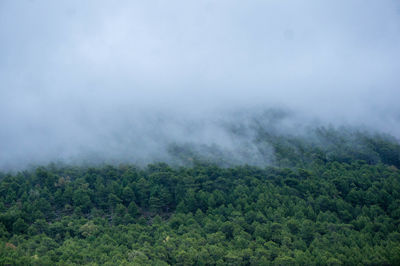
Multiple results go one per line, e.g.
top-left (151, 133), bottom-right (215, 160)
top-left (1, 0), bottom-right (400, 170)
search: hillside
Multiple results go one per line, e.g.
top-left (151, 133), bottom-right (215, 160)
top-left (1, 130), bottom-right (400, 265)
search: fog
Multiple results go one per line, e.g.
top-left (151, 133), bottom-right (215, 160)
top-left (1, 0), bottom-right (400, 170)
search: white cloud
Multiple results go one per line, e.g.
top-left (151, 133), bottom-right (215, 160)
top-left (1, 0), bottom-right (400, 169)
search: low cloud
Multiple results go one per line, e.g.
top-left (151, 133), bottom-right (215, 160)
top-left (1, 0), bottom-right (400, 170)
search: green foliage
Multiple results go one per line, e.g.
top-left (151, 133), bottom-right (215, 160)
top-left (1, 133), bottom-right (400, 264)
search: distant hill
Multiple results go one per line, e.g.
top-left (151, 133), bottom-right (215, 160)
top-left (1, 128), bottom-right (400, 264)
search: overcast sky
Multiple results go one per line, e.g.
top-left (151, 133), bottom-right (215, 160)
top-left (1, 0), bottom-right (400, 169)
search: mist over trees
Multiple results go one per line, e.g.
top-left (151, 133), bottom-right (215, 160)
top-left (1, 128), bottom-right (400, 265)
top-left (1, 0), bottom-right (400, 170)
top-left (1, 0), bottom-right (400, 265)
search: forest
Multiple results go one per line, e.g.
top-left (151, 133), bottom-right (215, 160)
top-left (1, 127), bottom-right (400, 265)
top-left (2, 0), bottom-right (400, 264)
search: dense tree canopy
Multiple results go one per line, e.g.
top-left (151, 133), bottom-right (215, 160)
top-left (1, 129), bottom-right (400, 265)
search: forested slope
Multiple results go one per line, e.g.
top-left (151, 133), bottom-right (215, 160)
top-left (1, 129), bottom-right (400, 265)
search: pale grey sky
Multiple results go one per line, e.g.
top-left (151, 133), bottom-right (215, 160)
top-left (1, 0), bottom-right (400, 169)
